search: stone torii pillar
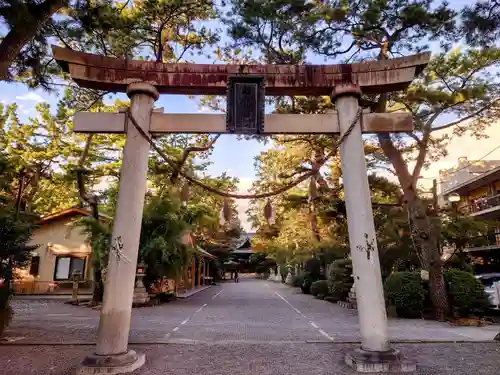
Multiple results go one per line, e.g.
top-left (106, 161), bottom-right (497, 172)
top-left (332, 84), bottom-right (414, 372)
top-left (79, 82), bottom-right (158, 374)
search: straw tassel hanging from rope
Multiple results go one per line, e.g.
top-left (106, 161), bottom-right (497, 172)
top-left (219, 198), bottom-right (232, 225)
top-left (180, 183), bottom-right (190, 206)
top-left (263, 199), bottom-right (276, 226)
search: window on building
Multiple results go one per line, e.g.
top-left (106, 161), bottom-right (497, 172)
top-left (29, 256), bottom-right (40, 277)
top-left (54, 256), bottom-right (86, 280)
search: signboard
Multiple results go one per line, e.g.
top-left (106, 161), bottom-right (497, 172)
top-left (226, 76), bottom-right (265, 134)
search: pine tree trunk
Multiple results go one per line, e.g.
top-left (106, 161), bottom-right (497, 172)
top-left (407, 196), bottom-right (450, 321)
top-left (0, 0), bottom-right (67, 80)
top-left (377, 133), bottom-right (450, 321)
top-left (428, 261), bottom-right (449, 321)
top-left (91, 267), bottom-right (104, 306)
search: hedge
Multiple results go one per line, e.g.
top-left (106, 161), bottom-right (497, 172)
top-left (444, 269), bottom-right (489, 317)
top-left (384, 272), bottom-right (425, 318)
top-left (327, 258), bottom-right (353, 302)
top-left (311, 280), bottom-right (330, 298)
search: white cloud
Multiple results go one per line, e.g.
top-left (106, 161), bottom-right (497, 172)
top-left (16, 92), bottom-right (45, 103)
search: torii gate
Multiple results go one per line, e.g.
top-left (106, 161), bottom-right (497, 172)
top-left (52, 46), bottom-right (430, 374)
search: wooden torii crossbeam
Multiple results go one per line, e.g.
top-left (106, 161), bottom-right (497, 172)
top-left (52, 46), bottom-right (429, 95)
top-left (51, 45), bottom-right (431, 374)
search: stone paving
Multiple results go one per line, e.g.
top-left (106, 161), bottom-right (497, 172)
top-left (1, 278), bottom-right (500, 374)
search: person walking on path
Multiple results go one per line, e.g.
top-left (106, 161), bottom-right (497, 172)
top-left (234, 270), bottom-right (239, 283)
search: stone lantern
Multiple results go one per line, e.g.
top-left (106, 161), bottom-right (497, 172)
top-left (71, 269), bottom-right (82, 304)
top-left (132, 261), bottom-right (150, 306)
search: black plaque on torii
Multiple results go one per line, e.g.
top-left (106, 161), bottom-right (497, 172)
top-left (226, 76), bottom-right (265, 134)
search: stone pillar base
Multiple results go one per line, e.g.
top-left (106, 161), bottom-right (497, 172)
top-left (76, 350), bottom-right (145, 374)
top-left (345, 348), bottom-right (415, 373)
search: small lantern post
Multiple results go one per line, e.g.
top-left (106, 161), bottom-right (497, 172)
top-left (71, 269), bottom-right (82, 304)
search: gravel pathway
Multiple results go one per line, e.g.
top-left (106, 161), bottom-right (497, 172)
top-left (0, 342), bottom-right (499, 375)
top-left (1, 278), bottom-right (500, 374)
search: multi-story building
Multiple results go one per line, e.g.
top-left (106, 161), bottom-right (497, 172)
top-left (440, 158), bottom-right (500, 273)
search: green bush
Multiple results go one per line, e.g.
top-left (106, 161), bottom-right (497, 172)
top-left (292, 273), bottom-right (304, 287)
top-left (444, 269), bottom-right (489, 317)
top-left (279, 265), bottom-right (288, 283)
top-left (0, 285), bottom-right (12, 337)
top-left (305, 258), bottom-right (322, 282)
top-left (384, 272), bottom-right (425, 318)
top-left (0, 284), bottom-right (11, 310)
top-left (327, 259), bottom-right (353, 302)
top-left (311, 280), bottom-right (330, 298)
top-left (0, 305), bottom-right (12, 337)
top-left (300, 274), bottom-right (313, 294)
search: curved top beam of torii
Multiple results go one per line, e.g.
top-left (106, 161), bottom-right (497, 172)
top-left (52, 46), bottom-right (430, 96)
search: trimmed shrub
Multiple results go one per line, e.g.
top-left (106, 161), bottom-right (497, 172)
top-left (327, 259), bottom-right (353, 302)
top-left (292, 273), bottom-right (304, 287)
top-left (384, 272), bottom-right (425, 318)
top-left (444, 269), bottom-right (489, 317)
top-left (279, 265), bottom-right (288, 283)
top-left (305, 258), bottom-right (322, 282)
top-left (0, 305), bottom-right (12, 337)
top-left (0, 285), bottom-right (12, 337)
top-left (311, 280), bottom-right (330, 298)
top-left (300, 274), bottom-right (313, 294)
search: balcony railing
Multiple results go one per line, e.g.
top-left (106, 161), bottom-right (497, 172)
top-left (463, 194), bottom-right (500, 215)
top-left (465, 232), bottom-right (500, 251)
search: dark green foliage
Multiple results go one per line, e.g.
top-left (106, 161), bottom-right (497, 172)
top-left (75, 215), bottom-right (111, 304)
top-left (0, 151), bottom-right (37, 308)
top-left (156, 292), bottom-right (176, 304)
top-left (0, 0), bottom-right (219, 87)
top-left (0, 285), bottom-right (10, 313)
top-left (0, 304), bottom-right (12, 337)
top-left (384, 272), bottom-right (425, 318)
top-left (311, 280), bottom-right (329, 298)
top-left (300, 257), bottom-right (324, 294)
top-left (292, 273), bottom-right (304, 287)
top-left (0, 217), bottom-right (37, 311)
top-left (224, 0), bottom-right (311, 64)
top-left (0, 210), bottom-right (37, 308)
top-left (248, 253), bottom-right (276, 274)
top-left (327, 259), bottom-right (353, 302)
top-left (444, 269), bottom-right (489, 317)
top-left (279, 264), bottom-right (288, 283)
top-left (300, 274), bottom-right (313, 294)
top-left (461, 1), bottom-right (500, 47)
top-left (304, 257), bottom-right (322, 281)
top-left (140, 195), bottom-right (191, 285)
